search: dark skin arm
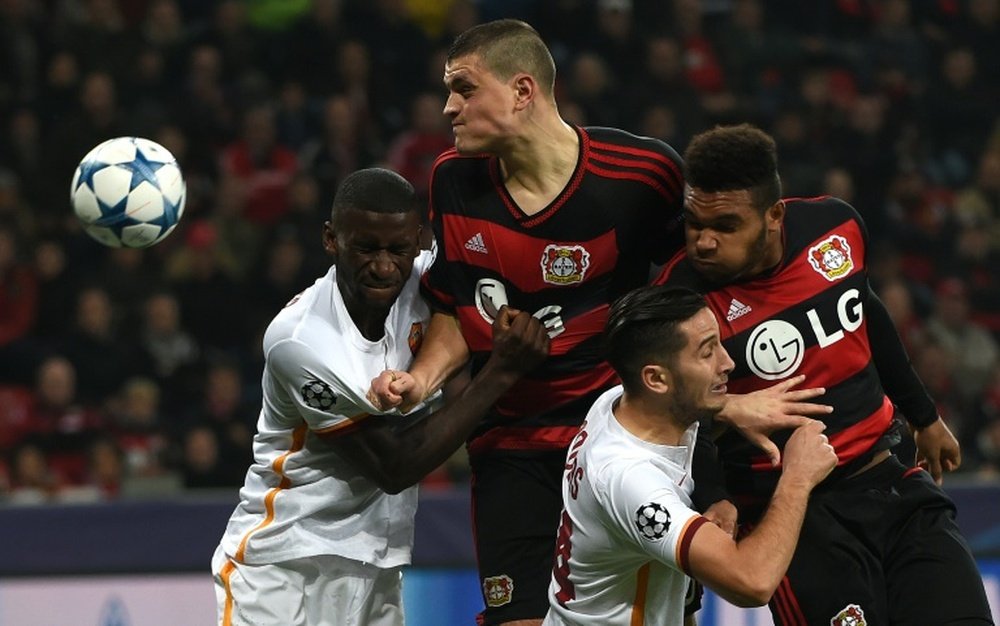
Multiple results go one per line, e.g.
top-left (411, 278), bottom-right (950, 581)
top-left (320, 307), bottom-right (549, 494)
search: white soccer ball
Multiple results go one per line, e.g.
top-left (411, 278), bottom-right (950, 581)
top-left (70, 136), bottom-right (186, 248)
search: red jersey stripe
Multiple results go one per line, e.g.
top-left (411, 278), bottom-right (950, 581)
top-left (586, 162), bottom-right (674, 202)
top-left (590, 139), bottom-right (684, 183)
top-left (588, 151), bottom-right (681, 195)
top-left (676, 516), bottom-right (710, 576)
top-left (457, 303), bottom-right (609, 356)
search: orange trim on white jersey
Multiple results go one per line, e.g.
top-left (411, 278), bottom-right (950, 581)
top-left (234, 424), bottom-right (309, 563)
top-left (630, 562), bottom-right (651, 626)
top-left (313, 411), bottom-right (372, 436)
top-left (219, 558), bottom-right (236, 626)
top-left (674, 515), bottom-right (709, 576)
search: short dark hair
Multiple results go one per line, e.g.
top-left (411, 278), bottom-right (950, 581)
top-left (604, 286), bottom-right (708, 394)
top-left (448, 19), bottom-right (556, 97)
top-left (684, 124), bottom-right (782, 212)
top-left (331, 168), bottom-right (417, 223)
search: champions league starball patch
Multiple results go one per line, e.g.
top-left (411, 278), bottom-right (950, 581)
top-left (634, 502), bottom-right (671, 540)
top-left (301, 379), bottom-right (336, 411)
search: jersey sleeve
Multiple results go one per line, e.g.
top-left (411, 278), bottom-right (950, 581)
top-left (645, 138), bottom-right (686, 265)
top-left (597, 461), bottom-right (710, 576)
top-left (265, 337), bottom-right (374, 437)
top-left (420, 165), bottom-right (457, 314)
top-left (866, 286), bottom-right (939, 427)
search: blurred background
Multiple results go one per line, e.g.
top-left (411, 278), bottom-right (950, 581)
top-left (0, 0), bottom-right (999, 624)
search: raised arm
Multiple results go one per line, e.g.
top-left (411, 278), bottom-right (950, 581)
top-left (328, 307), bottom-right (548, 493)
top-left (686, 420), bottom-right (836, 607)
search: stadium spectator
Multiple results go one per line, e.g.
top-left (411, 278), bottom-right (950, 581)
top-left (925, 278), bottom-right (1000, 404)
top-left (0, 220), bottom-right (39, 386)
top-left (219, 104), bottom-right (298, 226)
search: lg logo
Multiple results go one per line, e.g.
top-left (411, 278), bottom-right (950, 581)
top-left (745, 288), bottom-right (864, 380)
top-left (475, 278), bottom-right (566, 338)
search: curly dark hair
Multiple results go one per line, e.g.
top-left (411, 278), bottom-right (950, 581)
top-left (683, 124), bottom-right (782, 212)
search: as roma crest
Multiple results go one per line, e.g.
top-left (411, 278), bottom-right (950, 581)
top-left (407, 322), bottom-right (424, 354)
top-left (541, 244), bottom-right (591, 285)
top-left (808, 235), bottom-right (854, 282)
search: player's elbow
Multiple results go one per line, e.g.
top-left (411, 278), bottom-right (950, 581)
top-left (378, 477), bottom-right (416, 495)
top-left (368, 468), bottom-right (418, 495)
top-left (716, 574), bottom-right (776, 607)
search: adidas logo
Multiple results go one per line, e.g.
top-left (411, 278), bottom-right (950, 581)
top-left (726, 298), bottom-right (752, 322)
top-left (464, 232), bottom-right (488, 254)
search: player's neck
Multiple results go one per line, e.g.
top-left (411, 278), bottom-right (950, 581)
top-left (614, 393), bottom-right (686, 446)
top-left (342, 296), bottom-right (390, 342)
top-left (499, 119), bottom-right (578, 199)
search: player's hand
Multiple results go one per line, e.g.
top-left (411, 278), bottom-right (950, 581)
top-left (701, 499), bottom-right (737, 538)
top-left (488, 306), bottom-right (550, 376)
top-left (780, 420), bottom-right (837, 489)
top-left (719, 375), bottom-right (833, 466)
top-left (913, 417), bottom-right (961, 485)
top-left (367, 369), bottom-right (427, 413)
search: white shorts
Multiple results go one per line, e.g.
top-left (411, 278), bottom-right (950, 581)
top-left (211, 545), bottom-right (404, 626)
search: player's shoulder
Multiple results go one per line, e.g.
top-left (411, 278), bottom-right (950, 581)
top-left (430, 147), bottom-right (489, 181)
top-left (263, 272), bottom-right (335, 350)
top-left (653, 248), bottom-right (713, 291)
top-left (583, 126), bottom-right (683, 164)
top-left (784, 195), bottom-right (864, 227)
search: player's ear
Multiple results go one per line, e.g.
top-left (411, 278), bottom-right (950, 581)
top-left (322, 221), bottom-right (337, 258)
top-left (641, 364), bottom-right (671, 395)
top-left (512, 73), bottom-right (536, 111)
top-left (765, 200), bottom-right (785, 231)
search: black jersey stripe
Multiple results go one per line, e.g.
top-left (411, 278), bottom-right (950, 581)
top-left (585, 162), bottom-right (675, 202)
top-left (589, 139), bottom-right (684, 189)
top-left (588, 149), bottom-right (682, 195)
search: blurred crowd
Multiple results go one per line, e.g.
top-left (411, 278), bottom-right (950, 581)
top-left (1, 0), bottom-right (999, 504)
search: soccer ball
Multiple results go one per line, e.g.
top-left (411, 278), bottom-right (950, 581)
top-left (70, 136), bottom-right (186, 248)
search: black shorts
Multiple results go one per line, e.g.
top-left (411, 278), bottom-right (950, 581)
top-left (764, 455), bottom-right (992, 625)
top-left (470, 449), bottom-right (565, 625)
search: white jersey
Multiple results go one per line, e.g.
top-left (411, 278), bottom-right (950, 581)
top-left (218, 249), bottom-right (435, 569)
top-left (543, 386), bottom-right (709, 626)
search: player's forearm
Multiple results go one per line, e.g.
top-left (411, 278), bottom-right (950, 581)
top-left (385, 360), bottom-right (518, 491)
top-left (409, 312), bottom-right (471, 398)
top-left (867, 288), bottom-right (937, 427)
top-left (722, 477), bottom-right (810, 605)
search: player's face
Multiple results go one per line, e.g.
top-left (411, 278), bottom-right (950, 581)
top-left (666, 307), bottom-right (735, 423)
top-left (443, 54), bottom-right (518, 155)
top-left (684, 187), bottom-right (784, 285)
top-left (324, 209), bottom-right (421, 313)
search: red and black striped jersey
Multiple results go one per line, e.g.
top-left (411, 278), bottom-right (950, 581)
top-left (422, 126), bottom-right (684, 455)
top-left (655, 196), bottom-right (903, 499)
